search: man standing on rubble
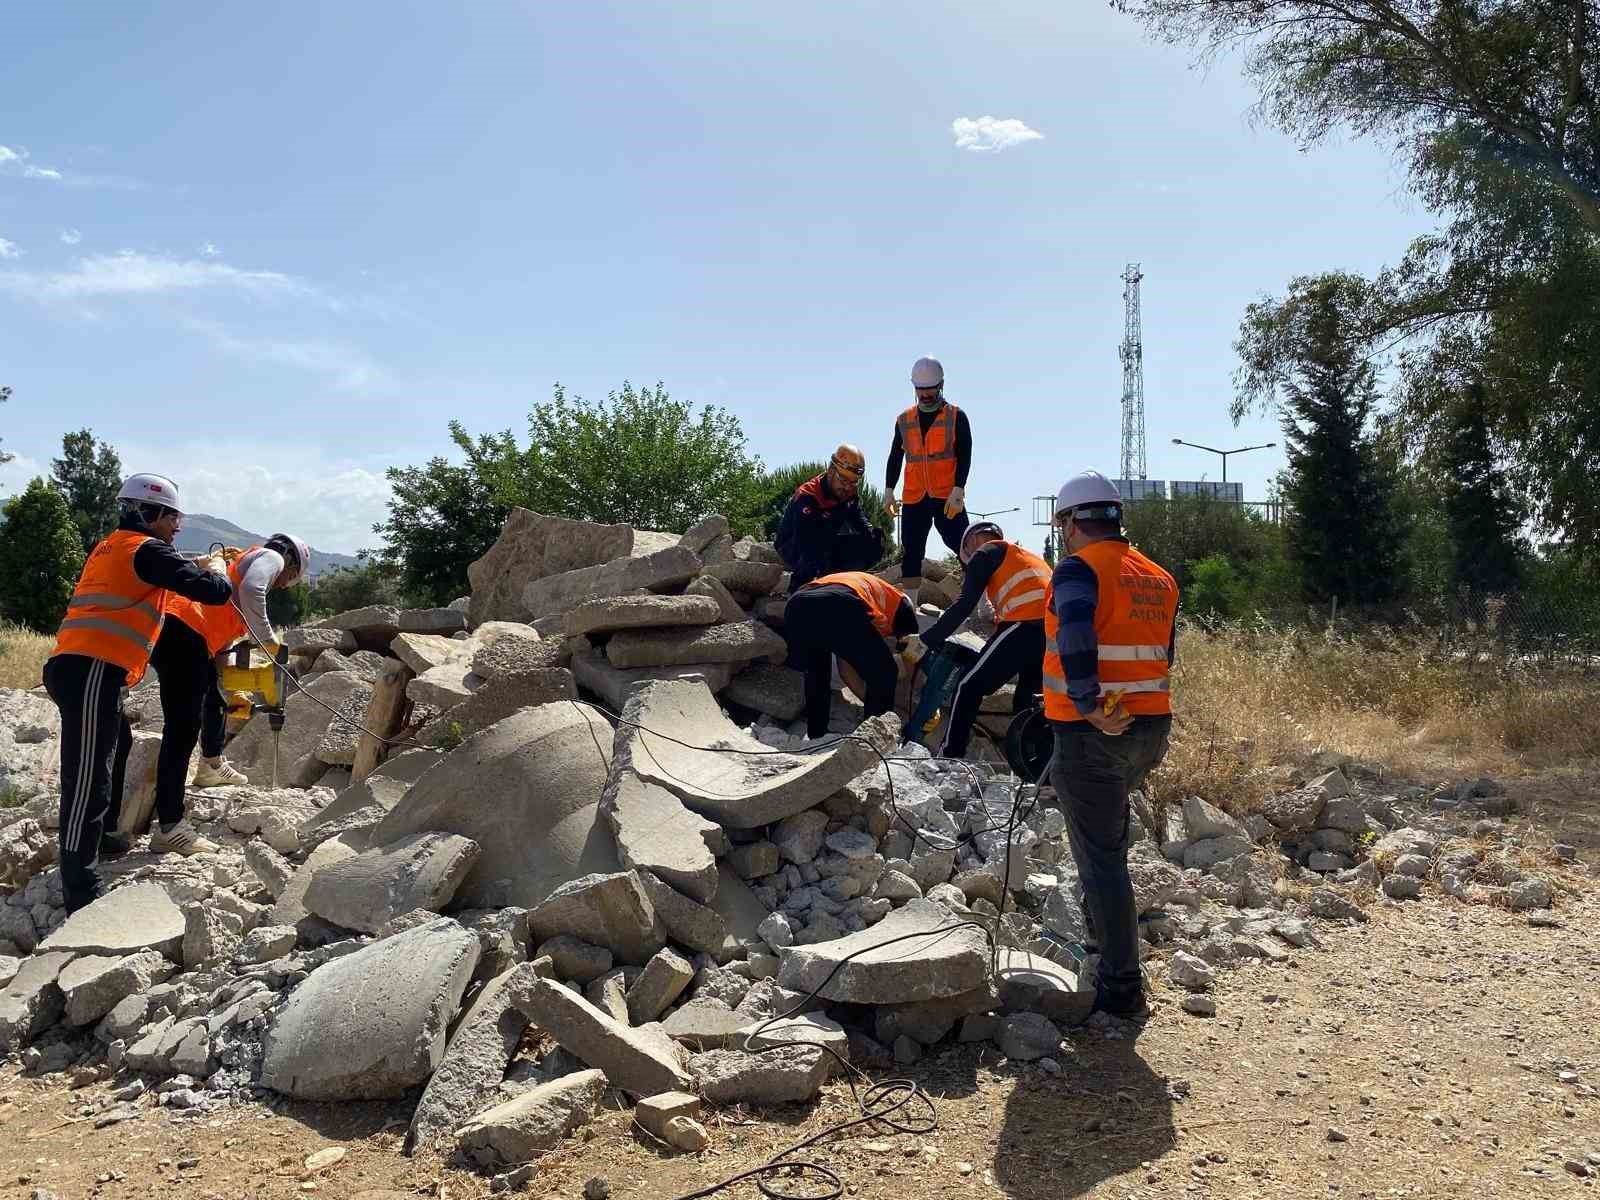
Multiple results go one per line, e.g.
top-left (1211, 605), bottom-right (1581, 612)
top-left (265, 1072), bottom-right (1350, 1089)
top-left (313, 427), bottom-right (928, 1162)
top-left (1043, 471), bottom-right (1179, 1019)
top-left (883, 357), bottom-right (972, 604)
top-left (784, 570), bottom-right (918, 740)
top-left (776, 444), bottom-right (886, 593)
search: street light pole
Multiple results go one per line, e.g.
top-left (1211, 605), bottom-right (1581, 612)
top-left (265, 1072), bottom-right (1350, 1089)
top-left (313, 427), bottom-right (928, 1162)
top-left (1170, 438), bottom-right (1277, 488)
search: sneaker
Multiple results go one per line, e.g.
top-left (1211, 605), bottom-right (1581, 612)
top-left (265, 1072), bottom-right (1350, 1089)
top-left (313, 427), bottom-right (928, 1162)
top-left (1091, 988), bottom-right (1151, 1021)
top-left (99, 832), bottom-right (132, 859)
top-left (148, 820), bottom-right (220, 857)
top-left (191, 758), bottom-right (247, 788)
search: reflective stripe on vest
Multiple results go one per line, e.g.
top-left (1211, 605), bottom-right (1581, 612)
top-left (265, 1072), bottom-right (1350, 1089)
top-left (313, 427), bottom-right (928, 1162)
top-left (984, 542), bottom-right (1052, 623)
top-left (807, 571), bottom-right (905, 638)
top-left (51, 529), bottom-right (169, 686)
top-left (1041, 540), bottom-right (1178, 723)
top-left (897, 403), bottom-right (960, 503)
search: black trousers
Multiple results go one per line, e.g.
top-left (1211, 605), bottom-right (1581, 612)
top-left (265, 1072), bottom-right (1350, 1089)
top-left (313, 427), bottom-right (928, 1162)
top-left (784, 586), bottom-right (899, 739)
top-left (938, 619), bottom-right (1045, 759)
top-left (44, 654), bottom-right (132, 913)
top-left (150, 618), bottom-right (226, 828)
top-left (899, 495), bottom-right (969, 580)
top-left (1050, 715), bottom-right (1172, 1004)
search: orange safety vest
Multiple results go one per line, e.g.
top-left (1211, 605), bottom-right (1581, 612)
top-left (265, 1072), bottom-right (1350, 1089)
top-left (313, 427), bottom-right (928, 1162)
top-left (808, 571), bottom-right (907, 638)
top-left (985, 542), bottom-right (1052, 624)
top-left (1041, 539), bottom-right (1177, 724)
top-left (51, 530), bottom-right (170, 687)
top-left (166, 545), bottom-right (261, 656)
top-left (896, 402), bottom-right (960, 503)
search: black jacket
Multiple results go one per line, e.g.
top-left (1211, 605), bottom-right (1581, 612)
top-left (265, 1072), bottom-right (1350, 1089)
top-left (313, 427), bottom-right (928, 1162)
top-left (121, 514), bottom-right (233, 605)
top-left (777, 474), bottom-right (884, 592)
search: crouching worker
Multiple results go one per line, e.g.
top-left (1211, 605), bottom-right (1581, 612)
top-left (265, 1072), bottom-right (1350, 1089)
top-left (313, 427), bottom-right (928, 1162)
top-left (776, 444), bottom-right (886, 594)
top-left (783, 570), bottom-right (917, 739)
top-left (910, 521), bottom-right (1051, 759)
top-left (154, 533), bottom-right (310, 855)
top-left (45, 475), bottom-right (233, 910)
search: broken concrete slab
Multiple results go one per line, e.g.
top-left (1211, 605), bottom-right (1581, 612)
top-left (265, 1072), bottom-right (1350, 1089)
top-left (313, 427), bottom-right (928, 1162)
top-left (626, 947), bottom-right (695, 1024)
top-left (522, 546), bottom-right (703, 624)
top-left (407, 664), bottom-right (474, 711)
top-left (527, 872), bottom-right (664, 967)
top-left (873, 984), bottom-right (997, 1047)
top-left (375, 704), bottom-right (618, 910)
top-left (659, 999), bottom-right (747, 1050)
top-left (679, 515), bottom-right (730, 554)
top-left (600, 774), bottom-right (719, 904)
top-left (321, 605), bottom-right (402, 639)
top-left (721, 663), bottom-right (806, 721)
top-left (567, 593), bottom-right (722, 637)
top-left (398, 607), bottom-right (469, 636)
top-left (469, 622), bottom-right (559, 682)
top-left (408, 962), bottom-right (537, 1151)
top-left (689, 1045), bottom-right (830, 1105)
top-left (424, 667), bottom-right (577, 744)
top-left (605, 620), bottom-right (787, 671)
top-left (634, 870), bottom-right (734, 963)
top-left (303, 832), bottom-right (480, 934)
top-left (994, 948), bottom-right (1092, 1026)
top-left (468, 509), bottom-right (635, 626)
top-left (686, 574), bottom-right (745, 623)
top-left (391, 632), bottom-right (473, 676)
top-left (704, 560), bottom-right (785, 596)
top-left (284, 627), bottom-right (357, 655)
top-left (570, 652), bottom-right (734, 712)
top-left (301, 748), bottom-right (444, 838)
top-left (613, 679), bottom-right (896, 829)
top-left (268, 833), bottom-right (362, 932)
top-left (313, 679), bottom-right (377, 767)
top-left (585, 968), bottom-right (631, 1024)
top-left (508, 974), bottom-right (691, 1098)
top-left (1181, 795), bottom-right (1249, 842)
top-left (454, 1068), bottom-right (606, 1170)
top-left (0, 950), bottom-right (74, 1051)
top-left (261, 917), bottom-right (480, 1100)
top-left (538, 936), bottom-right (614, 984)
top-left (41, 883), bottom-right (184, 959)
top-left (776, 898), bottom-right (988, 1005)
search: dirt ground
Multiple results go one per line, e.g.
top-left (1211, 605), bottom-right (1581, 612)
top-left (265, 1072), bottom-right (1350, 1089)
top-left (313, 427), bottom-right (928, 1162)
top-left (3, 782), bottom-right (1597, 1200)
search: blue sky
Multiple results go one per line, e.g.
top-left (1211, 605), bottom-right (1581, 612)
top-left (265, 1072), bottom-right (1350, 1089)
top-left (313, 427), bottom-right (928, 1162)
top-left (0, 1), bottom-right (1429, 554)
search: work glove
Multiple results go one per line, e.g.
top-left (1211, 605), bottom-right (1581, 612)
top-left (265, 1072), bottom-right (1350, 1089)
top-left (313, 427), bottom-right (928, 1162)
top-left (943, 486), bottom-right (966, 520)
top-left (884, 494), bottom-right (903, 519)
top-left (901, 633), bottom-right (928, 664)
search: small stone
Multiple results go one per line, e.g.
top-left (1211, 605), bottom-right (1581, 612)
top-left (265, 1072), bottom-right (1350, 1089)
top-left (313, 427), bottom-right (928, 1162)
top-left (1181, 994), bottom-right (1216, 1018)
top-left (664, 1115), bottom-right (709, 1151)
top-left (584, 1177), bottom-right (611, 1200)
top-left (997, 1013), bottom-right (1061, 1062)
top-left (303, 1148), bottom-right (345, 1173)
top-left (893, 1035), bottom-right (922, 1065)
top-left (1381, 874), bottom-right (1423, 901)
top-left (1326, 1127), bottom-right (1347, 1143)
top-left (1167, 951), bottom-right (1215, 992)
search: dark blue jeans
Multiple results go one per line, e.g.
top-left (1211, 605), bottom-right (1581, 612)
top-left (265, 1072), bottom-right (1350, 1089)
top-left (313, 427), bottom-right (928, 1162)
top-left (1050, 715), bottom-right (1173, 1003)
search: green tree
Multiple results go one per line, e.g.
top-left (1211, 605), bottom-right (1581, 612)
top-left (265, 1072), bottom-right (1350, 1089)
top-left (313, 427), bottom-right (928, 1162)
top-left (267, 581), bottom-right (312, 628)
top-left (1185, 553), bottom-right (1249, 620)
top-left (0, 386), bottom-right (13, 468)
top-left (306, 561), bottom-right (404, 618)
top-left (50, 428), bottom-right (123, 555)
top-left (747, 461), bottom-right (895, 558)
top-left (1041, 529), bottom-right (1058, 567)
top-left (1432, 387), bottom-right (1524, 596)
top-left (0, 478), bottom-right (86, 632)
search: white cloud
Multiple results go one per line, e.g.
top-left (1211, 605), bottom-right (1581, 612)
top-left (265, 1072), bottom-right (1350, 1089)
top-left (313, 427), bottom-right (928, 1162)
top-left (59, 229), bottom-right (82, 245)
top-left (23, 166), bottom-right (62, 180)
top-left (200, 241), bottom-right (220, 258)
top-left (0, 239), bottom-right (20, 260)
top-left (0, 454), bottom-right (47, 498)
top-left (0, 250), bottom-right (312, 303)
top-left (0, 146), bottom-right (16, 163)
top-left (0, 144), bottom-right (64, 182)
top-left (183, 319), bottom-right (388, 392)
top-left (950, 116), bottom-right (1044, 154)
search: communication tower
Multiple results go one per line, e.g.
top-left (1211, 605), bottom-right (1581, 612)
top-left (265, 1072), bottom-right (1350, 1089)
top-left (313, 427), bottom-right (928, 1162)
top-left (1119, 263), bottom-right (1146, 482)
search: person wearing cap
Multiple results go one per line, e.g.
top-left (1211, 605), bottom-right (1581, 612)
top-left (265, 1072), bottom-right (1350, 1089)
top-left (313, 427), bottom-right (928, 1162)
top-left (150, 533), bottom-right (311, 856)
top-left (776, 444), bottom-right (886, 594)
top-left (783, 570), bottom-right (918, 740)
top-left (1043, 470), bottom-right (1179, 1020)
top-left (44, 474), bottom-right (233, 911)
top-left (908, 521), bottom-right (1052, 759)
top-left (883, 357), bottom-right (973, 604)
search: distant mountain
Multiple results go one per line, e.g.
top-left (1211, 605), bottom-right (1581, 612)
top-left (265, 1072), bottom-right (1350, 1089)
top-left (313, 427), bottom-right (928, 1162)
top-left (176, 514), bottom-right (361, 580)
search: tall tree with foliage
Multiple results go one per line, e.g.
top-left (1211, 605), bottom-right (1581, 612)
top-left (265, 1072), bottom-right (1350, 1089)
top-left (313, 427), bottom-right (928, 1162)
top-left (50, 428), bottom-right (123, 555)
top-left (1267, 279), bottom-right (1401, 605)
top-left (0, 478), bottom-right (86, 632)
top-left (1436, 386), bottom-right (1523, 595)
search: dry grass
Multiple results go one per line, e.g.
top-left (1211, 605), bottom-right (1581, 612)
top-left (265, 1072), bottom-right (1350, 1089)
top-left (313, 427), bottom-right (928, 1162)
top-left (1149, 617), bottom-right (1600, 814)
top-left (0, 621), bottom-right (51, 691)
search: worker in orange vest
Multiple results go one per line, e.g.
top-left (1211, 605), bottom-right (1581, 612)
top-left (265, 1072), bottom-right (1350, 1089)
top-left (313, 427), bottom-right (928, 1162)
top-left (44, 474), bottom-right (233, 911)
top-left (882, 357), bottom-right (972, 604)
top-left (151, 533), bottom-right (311, 856)
top-left (910, 521), bottom-right (1051, 758)
top-left (1042, 470), bottom-right (1179, 1020)
top-left (783, 570), bottom-right (917, 739)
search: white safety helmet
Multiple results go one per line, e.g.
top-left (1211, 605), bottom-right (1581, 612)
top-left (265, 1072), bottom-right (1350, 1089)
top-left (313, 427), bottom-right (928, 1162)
top-left (116, 473), bottom-right (183, 514)
top-left (1053, 470), bottom-right (1123, 517)
top-left (959, 521), bottom-right (1004, 565)
top-left (911, 357), bottom-right (944, 388)
top-left (267, 533), bottom-right (312, 581)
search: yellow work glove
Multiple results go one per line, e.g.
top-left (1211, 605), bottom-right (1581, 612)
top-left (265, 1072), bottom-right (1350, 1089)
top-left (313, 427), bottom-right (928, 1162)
top-left (901, 633), bottom-right (928, 665)
top-left (884, 494), bottom-right (903, 519)
top-left (943, 486), bottom-right (966, 520)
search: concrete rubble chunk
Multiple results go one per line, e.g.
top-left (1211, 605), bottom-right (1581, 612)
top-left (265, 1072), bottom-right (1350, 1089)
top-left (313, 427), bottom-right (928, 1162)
top-left (469, 622), bottom-right (557, 679)
top-left (686, 574), bottom-right (746, 623)
top-left (567, 593), bottom-right (722, 637)
top-left (586, 968), bottom-right (631, 1024)
top-left (538, 936), bottom-right (615, 984)
top-left (407, 664), bottom-right (474, 711)
top-left (774, 810), bottom-right (829, 866)
top-left (376, 704), bottom-right (618, 910)
top-left (391, 632), bottom-right (473, 676)
top-left (238, 925), bottom-right (297, 964)
top-left (304, 832), bottom-right (481, 934)
top-left (743, 1012), bottom-right (850, 1069)
top-left (243, 841), bottom-right (295, 901)
top-left (626, 948), bottom-right (695, 1024)
top-left (614, 679), bottom-right (896, 829)
top-left (409, 962), bottom-right (537, 1151)
top-left (323, 605), bottom-right (401, 637)
top-left (571, 652), bottom-right (734, 712)
top-left (704, 560), bottom-right (784, 596)
top-left (874, 984), bottom-right (997, 1046)
top-left (455, 1068), bottom-right (606, 1169)
top-left (269, 833), bottom-right (361, 933)
top-left (1183, 836), bottom-right (1254, 871)
top-left (660, 998), bottom-right (747, 1049)
top-left (727, 840), bottom-right (780, 880)
top-left (635, 871), bottom-right (734, 963)
top-left (469, 508), bottom-right (635, 626)
top-left (679, 514), bottom-right (730, 554)
top-left (284, 626), bottom-right (357, 655)
top-left (637, 1090), bottom-right (703, 1144)
top-left (398, 607), bottom-right (469, 635)
top-left (998, 1013), bottom-right (1062, 1062)
top-left (527, 871), bottom-right (665, 966)
top-left (427, 667), bottom-right (578, 744)
top-left (605, 620), bottom-right (787, 671)
top-left (1261, 787), bottom-right (1326, 833)
top-left (303, 748), bottom-right (444, 838)
top-left (995, 948), bottom-right (1091, 1024)
top-left (689, 1045), bottom-right (830, 1105)
top-left (508, 974), bottom-right (691, 1098)
top-left (522, 545), bottom-right (703, 624)
top-left (1168, 951), bottom-right (1215, 992)
top-left (777, 899), bottom-right (988, 1005)
top-left (113, 729), bottom-right (162, 837)
top-left (261, 917), bottom-right (481, 1100)
top-left (41, 883), bottom-right (184, 958)
top-left (0, 950), bottom-right (74, 1051)
top-left (721, 663), bottom-right (806, 721)
top-left (1181, 796), bottom-right (1249, 842)
top-left (182, 905), bottom-right (244, 969)
top-left (600, 773), bottom-right (720, 904)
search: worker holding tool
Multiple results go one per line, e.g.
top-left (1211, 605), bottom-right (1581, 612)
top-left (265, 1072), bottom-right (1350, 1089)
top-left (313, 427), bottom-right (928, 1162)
top-left (152, 533), bottom-right (310, 855)
top-left (783, 570), bottom-right (918, 740)
top-left (909, 521), bottom-right (1051, 759)
top-left (883, 357), bottom-right (972, 604)
top-left (776, 444), bottom-right (886, 593)
top-left (1043, 470), bottom-right (1179, 1020)
top-left (44, 475), bottom-right (233, 911)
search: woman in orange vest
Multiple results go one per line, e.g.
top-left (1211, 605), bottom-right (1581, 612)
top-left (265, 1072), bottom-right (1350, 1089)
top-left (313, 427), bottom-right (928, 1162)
top-left (882, 357), bottom-right (973, 603)
top-left (783, 570), bottom-right (917, 739)
top-left (44, 474), bottom-right (233, 912)
top-left (150, 533), bottom-right (311, 856)
top-left (1041, 470), bottom-right (1179, 1021)
top-left (911, 521), bottom-right (1051, 758)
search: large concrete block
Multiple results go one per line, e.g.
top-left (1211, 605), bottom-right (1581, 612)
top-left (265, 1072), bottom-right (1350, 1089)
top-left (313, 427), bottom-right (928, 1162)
top-left (605, 620), bottom-right (788, 671)
top-left (704, 560), bottom-right (784, 596)
top-left (260, 916), bottom-right (480, 1100)
top-left (527, 871), bottom-right (664, 967)
top-left (422, 667), bottom-right (576, 743)
top-left (600, 773), bottom-right (719, 904)
top-left (0, 949), bottom-right (73, 1051)
top-left (268, 833), bottom-right (362, 932)
top-left (41, 882), bottom-right (184, 958)
top-left (320, 605), bottom-right (401, 638)
top-left (470, 623), bottom-right (564, 680)
top-left (521, 546), bottom-right (703, 624)
top-left (567, 593), bottom-right (722, 637)
top-left (688, 1046), bottom-right (830, 1105)
top-left (507, 974), bottom-right (691, 1098)
top-left (114, 729), bottom-right (163, 837)
top-left (721, 663), bottom-right (805, 720)
top-left (468, 509), bottom-right (635, 626)
top-left (634, 870), bottom-right (734, 963)
top-left (375, 704), bottom-right (618, 910)
top-left (398, 607), bottom-right (469, 636)
top-left (776, 898), bottom-right (989, 1005)
top-left (301, 748), bottom-right (444, 838)
top-left (303, 832), bottom-right (480, 934)
top-left (570, 652), bottom-right (733, 712)
top-left (613, 679), bottom-right (896, 829)
top-left (454, 1068), bottom-right (605, 1169)
top-left (391, 632), bottom-right (472, 676)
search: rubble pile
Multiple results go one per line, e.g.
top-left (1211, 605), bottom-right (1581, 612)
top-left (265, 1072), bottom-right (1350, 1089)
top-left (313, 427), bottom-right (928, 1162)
top-left (0, 507), bottom-right (1577, 1185)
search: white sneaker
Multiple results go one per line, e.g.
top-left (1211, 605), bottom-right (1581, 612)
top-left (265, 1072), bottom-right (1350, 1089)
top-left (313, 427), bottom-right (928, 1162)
top-left (148, 820), bottom-right (220, 857)
top-left (191, 758), bottom-right (247, 788)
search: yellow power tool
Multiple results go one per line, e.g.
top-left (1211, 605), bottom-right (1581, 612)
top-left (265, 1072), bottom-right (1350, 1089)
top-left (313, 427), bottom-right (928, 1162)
top-left (216, 642), bottom-right (293, 785)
